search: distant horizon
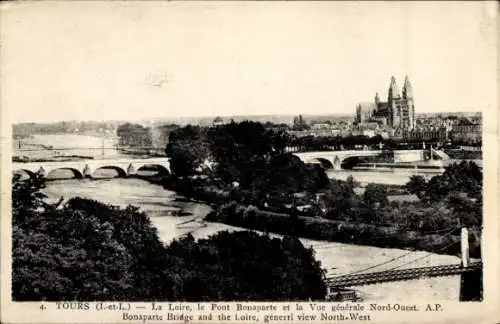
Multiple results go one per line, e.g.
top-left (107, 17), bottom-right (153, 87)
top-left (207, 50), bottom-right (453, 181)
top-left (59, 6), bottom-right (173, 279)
top-left (12, 110), bottom-right (482, 126)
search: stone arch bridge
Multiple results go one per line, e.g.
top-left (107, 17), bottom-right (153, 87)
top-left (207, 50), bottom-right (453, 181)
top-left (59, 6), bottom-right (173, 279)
top-left (293, 150), bottom-right (385, 170)
top-left (292, 149), bottom-right (443, 170)
top-left (13, 149), bottom-right (443, 178)
top-left (12, 157), bottom-right (171, 179)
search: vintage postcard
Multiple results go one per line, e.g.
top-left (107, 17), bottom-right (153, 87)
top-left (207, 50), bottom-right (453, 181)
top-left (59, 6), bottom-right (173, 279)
top-left (1, 1), bottom-right (498, 323)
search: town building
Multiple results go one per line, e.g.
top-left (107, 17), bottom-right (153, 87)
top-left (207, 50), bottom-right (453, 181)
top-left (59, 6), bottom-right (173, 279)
top-left (450, 118), bottom-right (482, 145)
top-left (399, 125), bottom-right (450, 143)
top-left (310, 123), bottom-right (332, 130)
top-left (356, 76), bottom-right (415, 130)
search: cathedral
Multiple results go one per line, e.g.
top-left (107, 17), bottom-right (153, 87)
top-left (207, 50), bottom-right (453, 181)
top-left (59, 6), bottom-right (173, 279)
top-left (356, 76), bottom-right (415, 130)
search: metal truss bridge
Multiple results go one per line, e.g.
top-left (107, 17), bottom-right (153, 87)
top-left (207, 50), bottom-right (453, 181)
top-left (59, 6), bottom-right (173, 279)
top-left (326, 262), bottom-right (482, 288)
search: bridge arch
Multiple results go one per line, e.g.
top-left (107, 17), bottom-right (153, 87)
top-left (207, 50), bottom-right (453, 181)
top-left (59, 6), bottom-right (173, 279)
top-left (92, 166), bottom-right (127, 178)
top-left (341, 156), bottom-right (368, 170)
top-left (307, 158), bottom-right (334, 169)
top-left (12, 169), bottom-right (36, 180)
top-left (46, 168), bottom-right (84, 179)
top-left (136, 163), bottom-right (170, 175)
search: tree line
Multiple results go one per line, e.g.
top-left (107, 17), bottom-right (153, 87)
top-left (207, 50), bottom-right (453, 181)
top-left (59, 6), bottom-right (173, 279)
top-left (13, 121), bottom-right (117, 139)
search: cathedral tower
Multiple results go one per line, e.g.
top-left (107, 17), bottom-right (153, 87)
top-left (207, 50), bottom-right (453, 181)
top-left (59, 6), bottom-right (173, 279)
top-left (402, 75), bottom-right (413, 99)
top-left (388, 76), bottom-right (401, 128)
top-left (388, 76), bottom-right (400, 100)
top-left (402, 75), bottom-right (415, 129)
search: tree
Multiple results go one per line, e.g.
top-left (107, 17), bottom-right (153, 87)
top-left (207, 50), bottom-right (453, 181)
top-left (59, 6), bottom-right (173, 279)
top-left (447, 192), bottom-right (482, 228)
top-left (153, 124), bottom-right (179, 148)
top-left (207, 121), bottom-right (288, 185)
top-left (363, 184), bottom-right (389, 207)
top-left (248, 154), bottom-right (329, 198)
top-left (418, 161), bottom-right (482, 202)
top-left (12, 173), bottom-right (47, 226)
top-left (321, 179), bottom-right (361, 221)
top-left (406, 175), bottom-right (428, 199)
top-left (166, 140), bottom-right (211, 177)
top-left (166, 125), bottom-right (211, 177)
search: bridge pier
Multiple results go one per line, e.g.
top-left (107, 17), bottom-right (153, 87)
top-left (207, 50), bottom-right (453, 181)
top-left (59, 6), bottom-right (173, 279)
top-left (83, 164), bottom-right (93, 178)
top-left (332, 156), bottom-right (341, 170)
top-left (37, 166), bottom-right (47, 178)
top-left (127, 163), bottom-right (137, 177)
top-left (459, 227), bottom-right (482, 301)
top-left (459, 267), bottom-right (483, 301)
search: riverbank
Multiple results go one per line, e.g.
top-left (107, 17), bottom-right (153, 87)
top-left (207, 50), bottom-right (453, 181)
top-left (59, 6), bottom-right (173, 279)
top-left (137, 174), bottom-right (480, 258)
top-left (205, 203), bottom-right (480, 258)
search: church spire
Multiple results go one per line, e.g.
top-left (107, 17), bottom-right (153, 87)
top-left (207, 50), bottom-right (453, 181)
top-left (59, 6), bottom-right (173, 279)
top-left (402, 75), bottom-right (413, 99)
top-left (388, 76), bottom-right (400, 99)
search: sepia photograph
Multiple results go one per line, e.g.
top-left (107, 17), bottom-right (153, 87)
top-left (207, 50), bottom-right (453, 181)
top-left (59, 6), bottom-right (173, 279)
top-left (1, 1), bottom-right (498, 323)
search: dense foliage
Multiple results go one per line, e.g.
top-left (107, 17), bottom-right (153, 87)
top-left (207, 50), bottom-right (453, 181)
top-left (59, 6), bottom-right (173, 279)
top-left (363, 184), bottom-right (389, 207)
top-left (206, 202), bottom-right (481, 258)
top-left (236, 154), bottom-right (330, 205)
top-left (166, 121), bottom-right (328, 197)
top-left (205, 160), bottom-right (483, 258)
top-left (406, 161), bottom-right (482, 228)
top-left (207, 121), bottom-right (288, 184)
top-left (165, 125), bottom-right (211, 177)
top-left (164, 231), bottom-right (326, 301)
top-left (12, 174), bottom-right (326, 301)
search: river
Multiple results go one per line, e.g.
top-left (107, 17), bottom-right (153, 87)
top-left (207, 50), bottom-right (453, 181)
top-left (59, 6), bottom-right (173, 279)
top-left (14, 134), bottom-right (124, 160)
top-left (42, 177), bottom-right (462, 301)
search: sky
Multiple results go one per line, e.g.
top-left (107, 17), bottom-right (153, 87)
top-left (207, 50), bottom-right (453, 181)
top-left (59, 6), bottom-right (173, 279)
top-left (1, 1), bottom-right (497, 123)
